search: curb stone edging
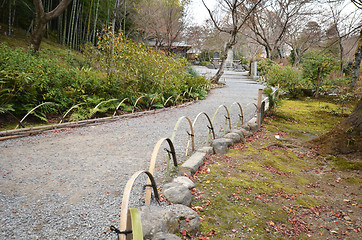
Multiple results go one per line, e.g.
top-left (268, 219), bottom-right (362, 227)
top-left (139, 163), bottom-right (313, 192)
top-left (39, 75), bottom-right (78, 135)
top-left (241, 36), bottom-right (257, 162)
top-left (145, 118), bottom-right (260, 239)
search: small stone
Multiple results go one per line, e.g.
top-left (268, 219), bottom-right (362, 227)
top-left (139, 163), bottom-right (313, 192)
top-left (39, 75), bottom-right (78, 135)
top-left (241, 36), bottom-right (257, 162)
top-left (167, 204), bottom-right (200, 236)
top-left (223, 133), bottom-right (241, 144)
top-left (180, 152), bottom-right (206, 174)
top-left (247, 122), bottom-right (258, 132)
top-left (197, 146), bottom-right (214, 154)
top-left (163, 182), bottom-right (192, 206)
top-left (212, 138), bottom-right (233, 154)
top-left (241, 124), bottom-right (251, 131)
top-left (153, 232), bottom-right (182, 240)
top-left (139, 205), bottom-right (179, 239)
top-left (239, 128), bottom-right (253, 137)
top-left (173, 176), bottom-right (195, 189)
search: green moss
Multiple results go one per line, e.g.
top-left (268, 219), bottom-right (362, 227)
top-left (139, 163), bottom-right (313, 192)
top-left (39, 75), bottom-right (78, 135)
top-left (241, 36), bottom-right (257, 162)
top-left (193, 98), bottom-right (357, 239)
top-left (297, 177), bottom-right (311, 185)
top-left (330, 157), bottom-right (362, 171)
top-left (344, 177), bottom-right (361, 184)
top-left (295, 195), bottom-right (321, 207)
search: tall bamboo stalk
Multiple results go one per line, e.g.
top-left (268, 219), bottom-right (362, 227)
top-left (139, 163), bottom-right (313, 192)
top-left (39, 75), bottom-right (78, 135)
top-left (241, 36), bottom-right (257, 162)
top-left (69, 0), bottom-right (77, 47)
top-left (86, 0), bottom-right (94, 42)
top-left (92, 0), bottom-right (100, 44)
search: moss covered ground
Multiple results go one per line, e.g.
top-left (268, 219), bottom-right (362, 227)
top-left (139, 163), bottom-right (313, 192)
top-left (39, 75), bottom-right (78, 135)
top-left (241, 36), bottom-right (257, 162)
top-left (190, 99), bottom-right (361, 239)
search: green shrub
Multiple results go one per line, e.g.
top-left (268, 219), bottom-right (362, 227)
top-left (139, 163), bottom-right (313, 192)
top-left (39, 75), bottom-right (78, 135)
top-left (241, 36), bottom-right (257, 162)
top-left (302, 51), bottom-right (337, 98)
top-left (257, 58), bottom-right (275, 76)
top-left (0, 31), bottom-right (209, 124)
top-left (265, 65), bottom-right (302, 97)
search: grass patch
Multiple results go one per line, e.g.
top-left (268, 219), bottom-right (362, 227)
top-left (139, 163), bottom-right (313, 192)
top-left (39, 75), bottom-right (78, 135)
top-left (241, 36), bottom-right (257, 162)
top-left (191, 99), bottom-right (361, 239)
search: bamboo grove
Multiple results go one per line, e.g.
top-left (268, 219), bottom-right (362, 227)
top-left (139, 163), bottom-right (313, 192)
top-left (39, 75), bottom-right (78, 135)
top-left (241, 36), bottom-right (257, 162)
top-left (1, 0), bottom-right (136, 51)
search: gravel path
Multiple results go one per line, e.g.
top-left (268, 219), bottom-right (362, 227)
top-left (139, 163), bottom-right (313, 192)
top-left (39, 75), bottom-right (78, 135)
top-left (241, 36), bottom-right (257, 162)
top-left (0, 67), bottom-right (264, 239)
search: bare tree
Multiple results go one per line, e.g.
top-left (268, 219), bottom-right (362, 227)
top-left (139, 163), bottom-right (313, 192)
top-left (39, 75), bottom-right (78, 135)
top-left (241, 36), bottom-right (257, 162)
top-left (286, 20), bottom-right (323, 65)
top-left (30, 0), bottom-right (73, 52)
top-left (202, 0), bottom-right (262, 84)
top-left (325, 0), bottom-right (362, 75)
top-left (247, 0), bottom-right (311, 59)
top-left (134, 0), bottom-right (188, 53)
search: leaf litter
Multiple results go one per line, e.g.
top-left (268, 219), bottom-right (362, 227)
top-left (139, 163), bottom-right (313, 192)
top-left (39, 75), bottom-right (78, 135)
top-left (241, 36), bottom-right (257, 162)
top-left (190, 99), bottom-right (361, 239)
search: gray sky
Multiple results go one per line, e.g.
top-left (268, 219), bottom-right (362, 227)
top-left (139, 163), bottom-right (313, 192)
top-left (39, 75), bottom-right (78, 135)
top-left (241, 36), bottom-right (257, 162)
top-left (188, 0), bottom-right (217, 25)
top-left (187, 0), bottom-right (360, 26)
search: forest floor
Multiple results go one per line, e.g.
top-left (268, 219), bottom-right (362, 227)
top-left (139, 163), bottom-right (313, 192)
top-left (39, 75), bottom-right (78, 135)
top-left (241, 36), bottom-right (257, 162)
top-left (191, 98), bottom-right (361, 240)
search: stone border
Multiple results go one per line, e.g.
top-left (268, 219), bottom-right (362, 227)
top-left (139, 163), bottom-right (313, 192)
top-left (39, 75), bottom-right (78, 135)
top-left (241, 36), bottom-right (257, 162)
top-left (144, 119), bottom-right (259, 239)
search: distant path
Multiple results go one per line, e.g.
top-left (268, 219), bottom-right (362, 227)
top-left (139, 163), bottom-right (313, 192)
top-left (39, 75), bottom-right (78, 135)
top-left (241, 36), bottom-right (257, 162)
top-left (0, 67), bottom-right (264, 239)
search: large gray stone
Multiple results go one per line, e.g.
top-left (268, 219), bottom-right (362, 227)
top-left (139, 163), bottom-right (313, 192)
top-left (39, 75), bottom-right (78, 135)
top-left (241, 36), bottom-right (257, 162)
top-left (139, 205), bottom-right (179, 239)
top-left (153, 232), bottom-right (182, 240)
top-left (167, 204), bottom-right (201, 236)
top-left (162, 182), bottom-right (192, 206)
top-left (173, 176), bottom-right (195, 189)
top-left (224, 132), bottom-right (241, 144)
top-left (180, 151), bottom-right (206, 174)
top-left (212, 138), bottom-right (233, 154)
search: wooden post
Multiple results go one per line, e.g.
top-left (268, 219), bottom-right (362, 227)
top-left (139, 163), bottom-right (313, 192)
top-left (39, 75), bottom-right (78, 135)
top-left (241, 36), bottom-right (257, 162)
top-left (256, 89), bottom-right (263, 130)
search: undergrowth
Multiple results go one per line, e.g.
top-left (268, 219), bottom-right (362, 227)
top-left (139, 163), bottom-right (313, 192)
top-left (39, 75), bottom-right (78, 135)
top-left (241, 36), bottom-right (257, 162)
top-left (0, 29), bottom-right (210, 129)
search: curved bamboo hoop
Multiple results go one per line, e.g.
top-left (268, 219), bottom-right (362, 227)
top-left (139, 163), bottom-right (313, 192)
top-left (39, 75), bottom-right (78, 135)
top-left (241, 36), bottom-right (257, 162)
top-left (16, 102), bottom-right (55, 129)
top-left (191, 112), bottom-right (215, 145)
top-left (188, 87), bottom-right (193, 96)
top-left (145, 138), bottom-right (177, 205)
top-left (163, 96), bottom-right (173, 107)
top-left (113, 98), bottom-right (130, 116)
top-left (132, 96), bottom-right (145, 113)
top-left (229, 102), bottom-right (244, 128)
top-left (148, 95), bottom-right (158, 110)
top-left (213, 104), bottom-right (231, 131)
top-left (182, 91), bottom-right (188, 99)
top-left (59, 103), bottom-right (86, 124)
top-left (170, 116), bottom-right (195, 156)
top-left (90, 99), bottom-right (118, 118)
top-left (174, 94), bottom-right (182, 106)
top-left (120, 170), bottom-right (159, 240)
top-left (244, 102), bottom-right (258, 111)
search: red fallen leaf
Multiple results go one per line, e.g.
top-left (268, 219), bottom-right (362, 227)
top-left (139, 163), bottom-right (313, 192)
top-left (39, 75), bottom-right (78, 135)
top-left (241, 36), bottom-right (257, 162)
top-left (268, 221), bottom-right (275, 226)
top-left (12, 210), bottom-right (17, 213)
top-left (231, 229), bottom-right (237, 233)
top-left (81, 213), bottom-right (87, 216)
top-left (186, 218), bottom-right (190, 222)
top-left (182, 229), bottom-right (188, 236)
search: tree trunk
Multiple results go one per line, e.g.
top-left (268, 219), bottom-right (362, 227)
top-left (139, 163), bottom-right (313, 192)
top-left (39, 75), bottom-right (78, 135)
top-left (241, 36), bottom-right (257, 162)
top-left (351, 28), bottom-right (362, 88)
top-left (311, 97), bottom-right (362, 154)
top-left (30, 17), bottom-right (46, 52)
top-left (30, 0), bottom-right (72, 52)
top-left (211, 42), bottom-right (233, 84)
